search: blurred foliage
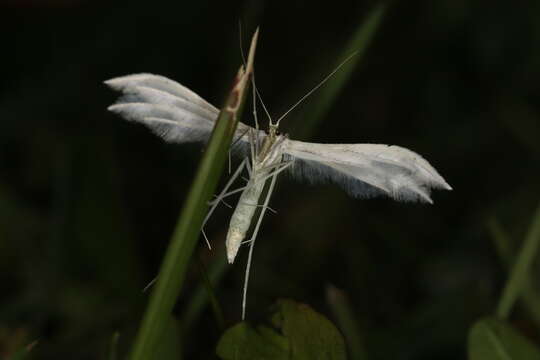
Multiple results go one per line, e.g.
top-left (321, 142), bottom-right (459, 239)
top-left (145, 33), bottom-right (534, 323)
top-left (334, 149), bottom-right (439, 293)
top-left (488, 218), bottom-right (540, 328)
top-left (216, 299), bottom-right (346, 360)
top-left (326, 285), bottom-right (368, 360)
top-left (468, 317), bottom-right (540, 360)
top-left (1, 0), bottom-right (540, 359)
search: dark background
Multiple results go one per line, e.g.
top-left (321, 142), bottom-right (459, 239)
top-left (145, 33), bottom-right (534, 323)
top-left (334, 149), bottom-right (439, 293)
top-left (1, 0), bottom-right (540, 359)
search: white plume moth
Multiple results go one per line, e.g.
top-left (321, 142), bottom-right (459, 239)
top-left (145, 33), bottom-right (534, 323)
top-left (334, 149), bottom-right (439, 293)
top-left (105, 49), bottom-right (451, 319)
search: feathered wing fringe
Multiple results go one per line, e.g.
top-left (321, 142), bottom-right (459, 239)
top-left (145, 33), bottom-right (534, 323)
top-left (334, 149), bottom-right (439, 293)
top-left (105, 73), bottom-right (218, 115)
top-left (105, 74), bottom-right (451, 203)
top-left (284, 141), bottom-right (451, 203)
top-left (105, 73), bottom-right (258, 151)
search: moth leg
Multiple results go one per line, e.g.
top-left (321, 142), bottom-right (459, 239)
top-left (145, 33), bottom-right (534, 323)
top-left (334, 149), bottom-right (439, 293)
top-left (256, 160), bottom-right (293, 175)
top-left (248, 129), bottom-right (256, 164)
top-left (211, 195), bottom-right (233, 208)
top-left (236, 202), bottom-right (277, 214)
top-left (142, 276), bottom-right (158, 293)
top-left (242, 170), bottom-right (279, 320)
top-left (251, 78), bottom-right (260, 156)
top-left (207, 160), bottom-right (291, 210)
top-left (252, 160), bottom-right (293, 185)
top-left (201, 158), bottom-right (247, 249)
top-left (209, 160), bottom-right (290, 206)
top-left (245, 160), bottom-right (252, 177)
top-left (207, 186), bottom-right (249, 206)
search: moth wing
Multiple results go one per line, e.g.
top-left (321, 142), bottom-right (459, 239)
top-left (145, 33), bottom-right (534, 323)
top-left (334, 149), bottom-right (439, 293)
top-left (283, 140), bottom-right (451, 203)
top-left (105, 73), bottom-right (256, 147)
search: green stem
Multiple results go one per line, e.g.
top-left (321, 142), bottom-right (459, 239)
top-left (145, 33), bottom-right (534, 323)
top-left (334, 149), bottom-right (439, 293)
top-left (488, 218), bottom-right (540, 326)
top-left (496, 201), bottom-right (540, 319)
top-left (178, 256), bottom-right (226, 332)
top-left (108, 332), bottom-right (120, 360)
top-left (128, 31), bottom-right (259, 360)
top-left (293, 3), bottom-right (387, 139)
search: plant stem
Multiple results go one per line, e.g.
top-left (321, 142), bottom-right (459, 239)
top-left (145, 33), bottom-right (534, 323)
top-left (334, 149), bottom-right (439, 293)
top-left (128, 30), bottom-right (259, 360)
top-left (496, 202), bottom-right (540, 319)
top-left (488, 218), bottom-right (540, 326)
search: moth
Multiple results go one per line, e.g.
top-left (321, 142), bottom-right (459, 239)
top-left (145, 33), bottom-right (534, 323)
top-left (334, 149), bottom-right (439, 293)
top-left (105, 65), bottom-right (451, 318)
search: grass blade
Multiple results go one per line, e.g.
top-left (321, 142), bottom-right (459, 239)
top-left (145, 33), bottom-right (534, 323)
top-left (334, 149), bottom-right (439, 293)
top-left (468, 317), bottom-right (540, 360)
top-left (179, 256), bottom-right (228, 332)
top-left (496, 201), bottom-right (540, 319)
top-left (108, 332), bottom-right (120, 360)
top-left (487, 218), bottom-right (540, 326)
top-left (128, 30), bottom-right (259, 360)
top-left (293, 3), bottom-right (387, 139)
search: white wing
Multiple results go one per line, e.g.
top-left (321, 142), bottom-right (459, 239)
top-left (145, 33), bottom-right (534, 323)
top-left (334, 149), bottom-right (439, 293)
top-left (283, 140), bottom-right (451, 203)
top-left (104, 73), bottom-right (257, 146)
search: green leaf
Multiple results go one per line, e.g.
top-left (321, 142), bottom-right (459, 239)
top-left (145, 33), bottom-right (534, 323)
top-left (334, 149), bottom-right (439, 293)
top-left (217, 299), bottom-right (347, 360)
top-left (128, 30), bottom-right (259, 360)
top-left (326, 286), bottom-right (368, 360)
top-left (271, 299), bottom-right (347, 360)
top-left (468, 317), bottom-right (540, 360)
top-left (217, 323), bottom-right (289, 360)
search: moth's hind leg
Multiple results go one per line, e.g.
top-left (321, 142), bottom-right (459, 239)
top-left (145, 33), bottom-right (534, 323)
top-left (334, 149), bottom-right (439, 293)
top-left (141, 159), bottom-right (250, 293)
top-left (222, 160), bottom-right (290, 216)
top-left (201, 158), bottom-right (248, 249)
top-left (242, 170), bottom-right (280, 320)
top-left (236, 202), bottom-right (277, 214)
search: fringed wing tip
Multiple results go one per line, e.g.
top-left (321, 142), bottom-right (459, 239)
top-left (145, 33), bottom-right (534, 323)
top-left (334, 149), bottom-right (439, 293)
top-left (103, 73), bottom-right (153, 90)
top-left (394, 170), bottom-right (451, 204)
top-left (442, 179), bottom-right (452, 191)
top-left (107, 103), bottom-right (126, 114)
top-left (103, 76), bottom-right (124, 89)
top-left (107, 104), bottom-right (140, 121)
top-left (390, 172), bottom-right (450, 204)
top-left (287, 151), bottom-right (449, 205)
top-left (427, 171), bottom-right (452, 191)
top-left (415, 191), bottom-right (434, 204)
top-left (389, 185), bottom-right (433, 204)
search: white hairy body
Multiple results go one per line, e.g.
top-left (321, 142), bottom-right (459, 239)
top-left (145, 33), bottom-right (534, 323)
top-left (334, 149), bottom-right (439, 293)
top-left (226, 164), bottom-right (269, 263)
top-left (226, 138), bottom-right (284, 262)
top-left (105, 72), bottom-right (451, 318)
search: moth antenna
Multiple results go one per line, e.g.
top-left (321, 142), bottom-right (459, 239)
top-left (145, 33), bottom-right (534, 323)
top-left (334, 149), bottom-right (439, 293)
top-left (251, 75), bottom-right (260, 131)
top-left (275, 51), bottom-right (358, 126)
top-left (251, 76), bottom-right (261, 156)
top-left (252, 77), bottom-right (273, 125)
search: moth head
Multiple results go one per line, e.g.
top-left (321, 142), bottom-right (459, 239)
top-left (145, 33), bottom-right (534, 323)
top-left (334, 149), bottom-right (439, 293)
top-left (268, 122), bottom-right (279, 137)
